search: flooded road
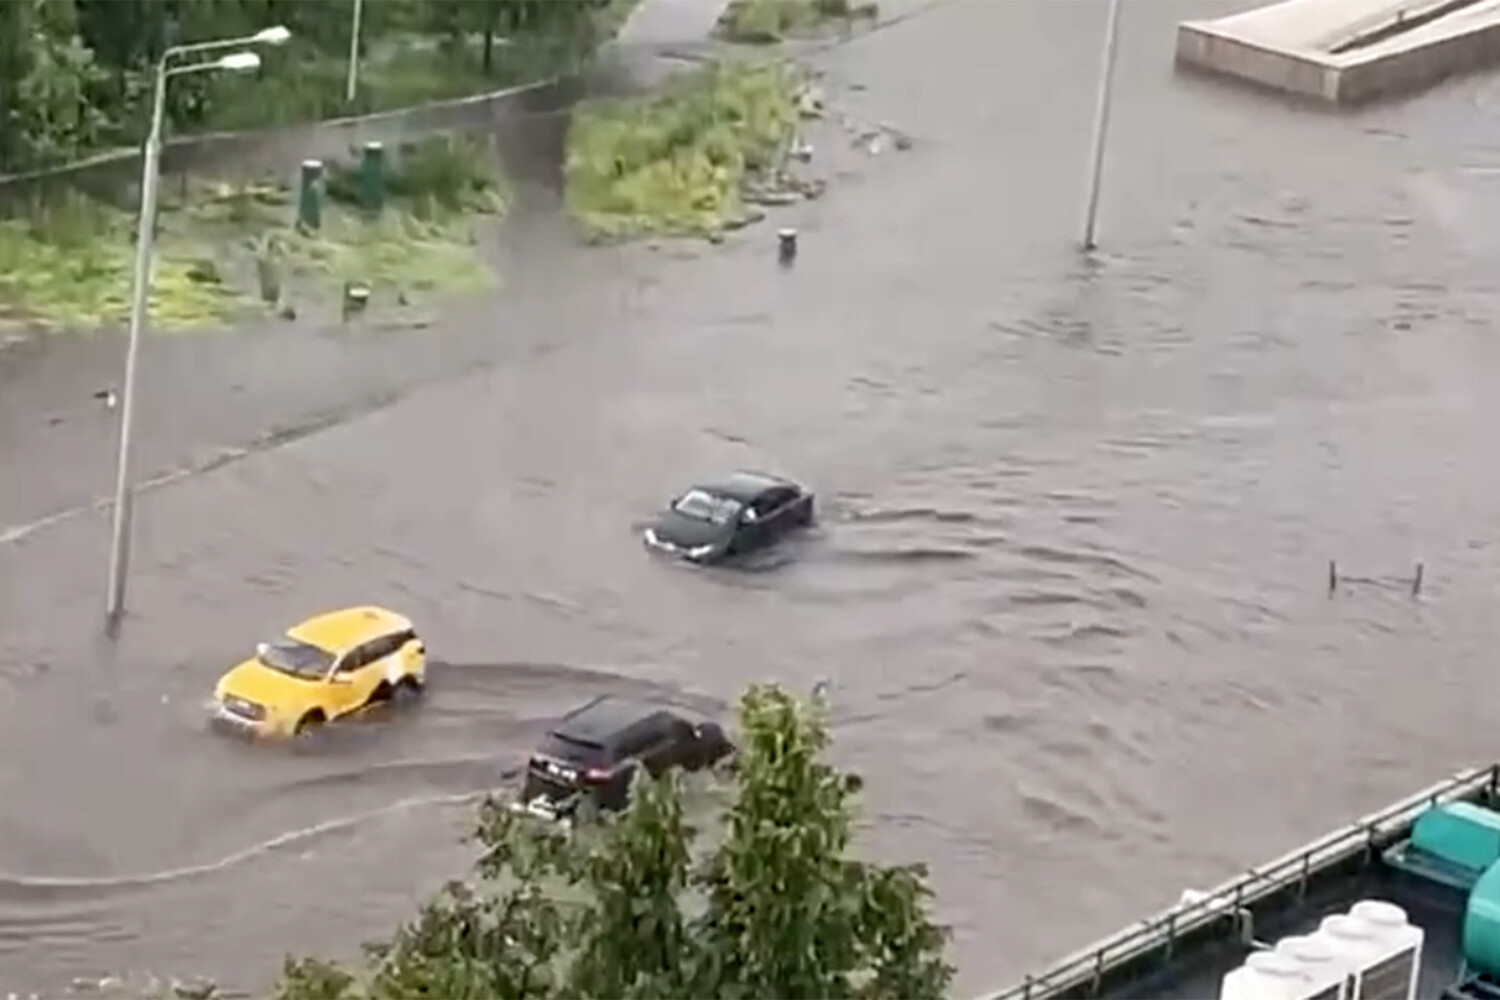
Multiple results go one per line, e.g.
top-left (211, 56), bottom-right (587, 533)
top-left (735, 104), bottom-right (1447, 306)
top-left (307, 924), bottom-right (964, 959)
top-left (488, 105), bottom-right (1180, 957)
top-left (8, 0), bottom-right (1500, 995)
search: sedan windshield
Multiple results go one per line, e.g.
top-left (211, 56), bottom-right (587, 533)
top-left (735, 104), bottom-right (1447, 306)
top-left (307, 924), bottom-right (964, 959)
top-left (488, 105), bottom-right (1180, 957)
top-left (256, 639), bottom-right (334, 680)
top-left (672, 489), bottom-right (741, 525)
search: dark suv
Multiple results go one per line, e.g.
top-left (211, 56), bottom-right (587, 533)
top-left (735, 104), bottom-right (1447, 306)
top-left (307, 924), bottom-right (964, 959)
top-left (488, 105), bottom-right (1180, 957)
top-left (514, 696), bottom-right (735, 823)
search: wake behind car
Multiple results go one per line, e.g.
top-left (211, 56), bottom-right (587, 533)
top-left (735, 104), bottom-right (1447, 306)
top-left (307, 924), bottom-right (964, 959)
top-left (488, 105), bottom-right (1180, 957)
top-left (212, 606), bottom-right (426, 738)
top-left (513, 696), bottom-right (735, 824)
top-left (643, 471), bottom-right (814, 564)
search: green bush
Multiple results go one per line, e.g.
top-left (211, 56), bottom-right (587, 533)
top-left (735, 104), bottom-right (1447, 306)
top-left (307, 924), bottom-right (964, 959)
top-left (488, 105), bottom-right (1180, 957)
top-left (564, 59), bottom-right (800, 242)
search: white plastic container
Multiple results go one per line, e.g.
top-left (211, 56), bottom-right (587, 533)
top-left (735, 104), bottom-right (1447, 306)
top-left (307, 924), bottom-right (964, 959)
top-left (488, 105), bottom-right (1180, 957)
top-left (1320, 914), bottom-right (1384, 1000)
top-left (1219, 950), bottom-right (1306, 1000)
top-left (1278, 933), bottom-right (1349, 1000)
top-left (1346, 900), bottom-right (1423, 1000)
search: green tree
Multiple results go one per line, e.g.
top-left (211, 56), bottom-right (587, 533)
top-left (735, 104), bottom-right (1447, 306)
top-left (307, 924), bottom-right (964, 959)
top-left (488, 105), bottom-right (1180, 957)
top-left (274, 683), bottom-right (954, 1000)
top-left (0, 0), bottom-right (108, 173)
top-left (0, 0), bottom-right (623, 174)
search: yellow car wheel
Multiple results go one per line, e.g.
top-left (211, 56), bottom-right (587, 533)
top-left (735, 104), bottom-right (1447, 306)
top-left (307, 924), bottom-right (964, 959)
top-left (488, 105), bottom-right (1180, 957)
top-left (293, 709), bottom-right (325, 736)
top-left (393, 676), bottom-right (424, 704)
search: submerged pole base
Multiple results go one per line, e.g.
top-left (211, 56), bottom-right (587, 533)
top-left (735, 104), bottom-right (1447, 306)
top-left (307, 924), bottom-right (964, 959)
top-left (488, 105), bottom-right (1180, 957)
top-left (777, 228), bottom-right (798, 266)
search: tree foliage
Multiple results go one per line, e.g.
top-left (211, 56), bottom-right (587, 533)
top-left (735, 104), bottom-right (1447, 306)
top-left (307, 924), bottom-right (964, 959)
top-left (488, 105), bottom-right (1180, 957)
top-left (0, 0), bottom-right (613, 175)
top-left (274, 683), bottom-right (955, 1000)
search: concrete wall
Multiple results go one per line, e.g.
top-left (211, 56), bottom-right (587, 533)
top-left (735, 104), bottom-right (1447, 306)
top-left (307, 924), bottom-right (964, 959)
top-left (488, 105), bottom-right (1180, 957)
top-left (1177, 3), bottom-right (1500, 106)
top-left (1176, 22), bottom-right (1339, 101)
top-left (0, 74), bottom-right (587, 209)
top-left (1334, 16), bottom-right (1500, 101)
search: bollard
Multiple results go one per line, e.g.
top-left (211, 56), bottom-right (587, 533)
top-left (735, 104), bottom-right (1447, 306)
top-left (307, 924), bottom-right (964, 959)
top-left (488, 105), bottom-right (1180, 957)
top-left (297, 159), bottom-right (324, 231)
top-left (359, 141), bottom-right (385, 215)
top-left (341, 281), bottom-right (370, 323)
top-left (778, 227), bottom-right (798, 266)
top-left (255, 255), bottom-right (281, 306)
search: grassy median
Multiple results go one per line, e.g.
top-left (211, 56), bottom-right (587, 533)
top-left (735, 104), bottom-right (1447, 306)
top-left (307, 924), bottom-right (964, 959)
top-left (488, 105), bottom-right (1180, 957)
top-left (0, 135), bottom-right (506, 333)
top-left (563, 59), bottom-right (803, 243)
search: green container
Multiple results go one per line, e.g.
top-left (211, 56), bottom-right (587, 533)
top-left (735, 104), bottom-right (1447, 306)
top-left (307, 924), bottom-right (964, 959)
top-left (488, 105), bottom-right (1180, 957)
top-left (1465, 858), bottom-right (1500, 975)
top-left (359, 141), bottom-right (385, 215)
top-left (297, 159), bottom-right (324, 231)
top-left (1412, 802), bottom-right (1500, 877)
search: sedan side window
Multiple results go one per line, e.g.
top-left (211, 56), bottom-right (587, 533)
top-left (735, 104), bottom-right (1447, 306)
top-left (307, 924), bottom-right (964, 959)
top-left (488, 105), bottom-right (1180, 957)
top-left (636, 728), bottom-right (685, 771)
top-left (668, 718), bottom-right (696, 746)
top-left (335, 647), bottom-right (368, 675)
top-left (662, 719), bottom-right (698, 765)
top-left (755, 488), bottom-right (794, 517)
top-left (363, 635), bottom-right (402, 666)
top-left (617, 718), bottom-right (678, 765)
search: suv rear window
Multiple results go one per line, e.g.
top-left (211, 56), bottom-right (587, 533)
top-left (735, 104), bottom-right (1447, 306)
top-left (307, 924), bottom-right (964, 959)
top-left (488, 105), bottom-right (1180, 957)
top-left (537, 732), bottom-right (610, 765)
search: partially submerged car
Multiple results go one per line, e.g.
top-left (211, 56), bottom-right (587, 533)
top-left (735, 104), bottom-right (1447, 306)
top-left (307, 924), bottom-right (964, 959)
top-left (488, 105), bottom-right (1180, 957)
top-left (643, 471), bottom-right (814, 564)
top-left (513, 695), bottom-right (735, 824)
top-left (212, 606), bottom-right (426, 738)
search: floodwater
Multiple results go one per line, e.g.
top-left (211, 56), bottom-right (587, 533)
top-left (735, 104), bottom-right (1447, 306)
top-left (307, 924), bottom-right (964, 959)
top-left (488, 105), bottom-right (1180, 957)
top-left (6, 0), bottom-right (1500, 995)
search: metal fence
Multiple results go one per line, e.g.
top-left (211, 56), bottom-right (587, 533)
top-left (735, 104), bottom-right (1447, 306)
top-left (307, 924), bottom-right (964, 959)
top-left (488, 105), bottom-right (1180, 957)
top-left (0, 74), bottom-right (585, 209)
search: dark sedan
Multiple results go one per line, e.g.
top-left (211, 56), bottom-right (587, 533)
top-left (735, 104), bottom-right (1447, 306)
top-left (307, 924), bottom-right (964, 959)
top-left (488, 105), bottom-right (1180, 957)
top-left (643, 471), bottom-right (815, 564)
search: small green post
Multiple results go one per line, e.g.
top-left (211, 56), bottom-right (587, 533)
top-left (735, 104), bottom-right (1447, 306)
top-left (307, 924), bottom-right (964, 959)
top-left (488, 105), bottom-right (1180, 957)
top-left (297, 159), bottom-right (324, 231)
top-left (359, 141), bottom-right (386, 215)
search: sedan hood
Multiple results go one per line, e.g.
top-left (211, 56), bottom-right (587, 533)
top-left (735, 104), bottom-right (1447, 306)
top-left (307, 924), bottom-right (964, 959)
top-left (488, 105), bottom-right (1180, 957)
top-left (647, 511), bottom-right (729, 551)
top-left (217, 657), bottom-right (318, 707)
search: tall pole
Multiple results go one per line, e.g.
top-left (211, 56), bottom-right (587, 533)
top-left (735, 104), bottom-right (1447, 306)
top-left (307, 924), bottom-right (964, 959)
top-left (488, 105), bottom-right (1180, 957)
top-left (346, 0), bottom-right (364, 104)
top-left (105, 56), bottom-right (169, 628)
top-left (1081, 0), bottom-right (1123, 251)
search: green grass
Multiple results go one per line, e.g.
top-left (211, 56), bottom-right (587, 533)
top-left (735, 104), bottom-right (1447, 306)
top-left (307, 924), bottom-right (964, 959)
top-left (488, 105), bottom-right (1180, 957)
top-left (280, 213), bottom-right (495, 296)
top-left (563, 59), bottom-right (801, 243)
top-left (0, 194), bottom-right (237, 331)
top-left (715, 0), bottom-right (878, 44)
top-left (0, 135), bottom-right (508, 333)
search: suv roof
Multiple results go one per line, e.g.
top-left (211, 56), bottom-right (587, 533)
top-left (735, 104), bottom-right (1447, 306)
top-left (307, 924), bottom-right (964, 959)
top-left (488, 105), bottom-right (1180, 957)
top-left (552, 695), bottom-right (678, 748)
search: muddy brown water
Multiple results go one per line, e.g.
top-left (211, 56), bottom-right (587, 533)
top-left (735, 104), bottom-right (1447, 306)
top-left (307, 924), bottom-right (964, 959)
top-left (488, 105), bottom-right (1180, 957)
top-left (7, 1), bottom-right (1500, 995)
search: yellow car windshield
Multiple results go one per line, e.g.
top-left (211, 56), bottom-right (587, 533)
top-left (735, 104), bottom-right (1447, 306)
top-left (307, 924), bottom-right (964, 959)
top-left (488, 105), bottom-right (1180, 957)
top-left (257, 639), bottom-right (335, 680)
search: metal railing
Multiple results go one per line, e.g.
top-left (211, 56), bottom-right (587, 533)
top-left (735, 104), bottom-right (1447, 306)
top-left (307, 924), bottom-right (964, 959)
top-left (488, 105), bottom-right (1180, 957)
top-left (974, 764), bottom-right (1500, 1000)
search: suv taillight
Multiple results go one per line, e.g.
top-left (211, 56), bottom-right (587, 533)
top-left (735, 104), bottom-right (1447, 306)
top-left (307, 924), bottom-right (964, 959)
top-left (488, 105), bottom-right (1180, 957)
top-left (583, 767), bottom-right (611, 782)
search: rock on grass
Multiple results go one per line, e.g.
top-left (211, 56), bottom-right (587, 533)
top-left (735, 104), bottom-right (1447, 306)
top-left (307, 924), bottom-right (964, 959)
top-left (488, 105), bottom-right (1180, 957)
top-left (563, 59), bottom-right (802, 243)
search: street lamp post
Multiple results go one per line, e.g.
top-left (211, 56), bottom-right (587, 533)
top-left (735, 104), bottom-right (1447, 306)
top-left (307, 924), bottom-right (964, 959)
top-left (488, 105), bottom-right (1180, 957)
top-left (347, 0), bottom-right (365, 104)
top-left (1081, 0), bottom-right (1123, 251)
top-left (104, 25), bottom-right (291, 631)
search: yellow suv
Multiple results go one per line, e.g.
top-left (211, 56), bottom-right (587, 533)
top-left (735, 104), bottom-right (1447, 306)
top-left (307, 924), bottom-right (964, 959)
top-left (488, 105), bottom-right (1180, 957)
top-left (212, 606), bottom-right (426, 738)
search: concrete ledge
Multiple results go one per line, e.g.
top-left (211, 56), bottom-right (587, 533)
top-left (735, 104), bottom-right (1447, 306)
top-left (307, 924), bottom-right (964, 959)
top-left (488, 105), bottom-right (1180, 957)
top-left (1176, 0), bottom-right (1500, 105)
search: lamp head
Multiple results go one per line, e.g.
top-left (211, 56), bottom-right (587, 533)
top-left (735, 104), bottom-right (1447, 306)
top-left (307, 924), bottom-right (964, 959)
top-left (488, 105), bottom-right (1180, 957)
top-left (216, 51), bottom-right (261, 72)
